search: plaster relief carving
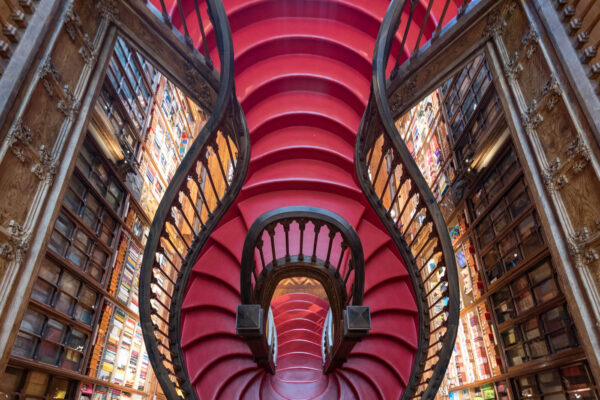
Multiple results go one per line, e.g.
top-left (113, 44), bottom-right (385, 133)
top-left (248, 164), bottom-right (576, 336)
top-left (521, 107), bottom-right (543, 136)
top-left (0, 243), bottom-right (13, 260)
top-left (64, 5), bottom-right (97, 65)
top-left (566, 137), bottom-right (592, 161)
top-left (7, 119), bottom-right (32, 163)
top-left (96, 0), bottom-right (119, 21)
top-left (482, 8), bottom-right (506, 39)
top-left (7, 119), bottom-right (32, 145)
top-left (574, 226), bottom-right (591, 242)
top-left (521, 25), bottom-right (539, 59)
top-left (572, 159), bottom-right (588, 174)
top-left (64, 4), bottom-right (82, 41)
top-left (57, 85), bottom-right (80, 118)
top-left (7, 220), bottom-right (29, 265)
top-left (79, 34), bottom-right (96, 65)
top-left (540, 75), bottom-right (562, 112)
top-left (504, 52), bottom-right (523, 81)
top-left (40, 57), bottom-right (61, 96)
top-left (31, 146), bottom-right (57, 183)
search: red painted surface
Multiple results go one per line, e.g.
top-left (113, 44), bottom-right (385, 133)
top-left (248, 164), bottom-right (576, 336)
top-left (151, 0), bottom-right (462, 398)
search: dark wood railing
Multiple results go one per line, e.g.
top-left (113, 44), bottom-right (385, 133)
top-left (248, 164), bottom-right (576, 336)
top-left (138, 1), bottom-right (250, 399)
top-left (390, 0), bottom-right (475, 79)
top-left (237, 206), bottom-right (370, 374)
top-left (356, 0), bottom-right (462, 398)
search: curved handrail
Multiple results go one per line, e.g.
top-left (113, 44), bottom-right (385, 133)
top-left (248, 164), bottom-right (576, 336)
top-left (238, 206), bottom-right (369, 373)
top-left (355, 0), bottom-right (460, 399)
top-left (240, 206), bottom-right (365, 308)
top-left (139, 1), bottom-right (250, 399)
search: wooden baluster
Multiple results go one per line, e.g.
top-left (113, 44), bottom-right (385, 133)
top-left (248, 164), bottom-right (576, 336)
top-left (347, 281), bottom-right (354, 304)
top-left (407, 214), bottom-right (432, 248)
top-left (176, 0), bottom-right (193, 46)
top-left (413, 234), bottom-right (436, 264)
top-left (193, 0), bottom-right (213, 68)
top-left (224, 133), bottom-right (236, 169)
top-left (163, 228), bottom-right (185, 261)
top-left (344, 260), bottom-right (354, 285)
top-left (167, 210), bottom-right (192, 247)
top-left (154, 263), bottom-right (176, 286)
top-left (0, 14), bottom-right (19, 43)
top-left (256, 237), bottom-right (266, 270)
top-left (194, 169), bottom-right (213, 215)
top-left (396, 186), bottom-right (417, 225)
top-left (325, 226), bottom-right (335, 266)
top-left (212, 141), bottom-right (230, 188)
top-left (336, 242), bottom-right (347, 274)
top-left (457, 0), bottom-right (470, 17)
top-left (282, 220), bottom-right (291, 262)
top-left (311, 222), bottom-right (323, 263)
top-left (371, 142), bottom-right (388, 187)
top-left (3, 0), bottom-right (26, 28)
top-left (203, 151), bottom-right (222, 204)
top-left (157, 244), bottom-right (181, 273)
top-left (411, 0), bottom-right (434, 58)
top-left (266, 224), bottom-right (277, 266)
top-left (387, 164), bottom-right (404, 214)
top-left (182, 179), bottom-right (205, 230)
top-left (418, 244), bottom-right (442, 274)
top-left (366, 137), bottom-right (378, 167)
top-left (432, 0), bottom-right (452, 39)
top-left (394, 0), bottom-right (418, 72)
top-left (379, 151), bottom-right (395, 202)
top-left (175, 193), bottom-right (197, 236)
top-left (401, 199), bottom-right (424, 235)
top-left (251, 259), bottom-right (258, 283)
top-left (158, 0), bottom-right (172, 25)
top-left (298, 219), bottom-right (306, 261)
top-left (425, 279), bottom-right (445, 298)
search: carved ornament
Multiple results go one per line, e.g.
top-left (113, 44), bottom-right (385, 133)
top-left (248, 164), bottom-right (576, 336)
top-left (6, 220), bottom-right (30, 265)
top-left (57, 85), bottom-right (80, 118)
top-left (31, 146), bottom-right (57, 183)
top-left (521, 25), bottom-right (540, 59)
top-left (96, 0), bottom-right (119, 21)
top-left (390, 77), bottom-right (417, 115)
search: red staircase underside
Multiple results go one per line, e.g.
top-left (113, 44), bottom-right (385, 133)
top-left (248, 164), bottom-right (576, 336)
top-left (153, 0), bottom-right (463, 398)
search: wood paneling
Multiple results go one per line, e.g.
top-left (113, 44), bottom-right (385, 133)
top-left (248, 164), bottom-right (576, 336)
top-left (387, 0), bottom-right (600, 380)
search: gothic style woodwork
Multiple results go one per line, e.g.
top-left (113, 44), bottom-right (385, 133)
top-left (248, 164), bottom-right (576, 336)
top-left (384, 0), bottom-right (600, 382)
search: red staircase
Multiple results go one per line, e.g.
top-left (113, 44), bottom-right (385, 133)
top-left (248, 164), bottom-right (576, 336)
top-left (146, 0), bottom-right (464, 398)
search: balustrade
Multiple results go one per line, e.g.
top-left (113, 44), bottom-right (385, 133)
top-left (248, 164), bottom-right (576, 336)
top-left (237, 207), bottom-right (370, 374)
top-left (355, 0), bottom-right (463, 398)
top-left (138, 1), bottom-right (250, 399)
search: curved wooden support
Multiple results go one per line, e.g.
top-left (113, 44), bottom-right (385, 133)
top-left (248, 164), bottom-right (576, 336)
top-left (138, 1), bottom-right (250, 399)
top-left (238, 206), bottom-right (369, 374)
top-left (355, 0), bottom-right (462, 398)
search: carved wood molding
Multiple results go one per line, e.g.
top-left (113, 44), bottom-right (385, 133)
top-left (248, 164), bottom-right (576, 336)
top-left (383, 0), bottom-right (600, 376)
top-left (493, 0), bottom-right (600, 320)
top-left (0, 0), bottom-right (108, 368)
